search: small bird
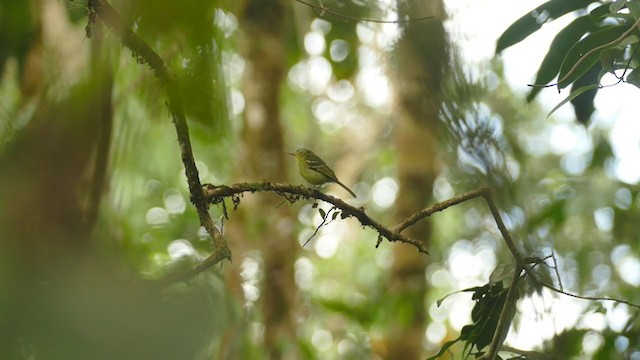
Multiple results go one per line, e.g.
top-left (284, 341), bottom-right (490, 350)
top-left (290, 148), bottom-right (357, 198)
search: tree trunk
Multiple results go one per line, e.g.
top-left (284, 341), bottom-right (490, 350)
top-left (237, 1), bottom-right (297, 359)
top-left (385, 0), bottom-right (448, 358)
top-left (0, 4), bottom-right (115, 356)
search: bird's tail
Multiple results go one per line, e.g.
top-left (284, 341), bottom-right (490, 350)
top-left (336, 180), bottom-right (356, 198)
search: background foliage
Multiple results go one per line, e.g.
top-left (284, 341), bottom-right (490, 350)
top-left (1, 0), bottom-right (639, 359)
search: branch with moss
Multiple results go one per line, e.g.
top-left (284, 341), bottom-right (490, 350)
top-left (204, 182), bottom-right (429, 253)
top-left (84, 10), bottom-right (640, 348)
top-left (83, 0), bottom-right (431, 285)
top-left (294, 0), bottom-right (434, 24)
top-left (86, 0), bottom-right (231, 265)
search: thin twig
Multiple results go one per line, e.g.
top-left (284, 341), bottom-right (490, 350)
top-left (304, 206), bottom-right (336, 247)
top-left (500, 345), bottom-right (554, 360)
top-left (551, 250), bottom-right (563, 291)
top-left (480, 190), bottom-right (525, 266)
top-left (472, 189), bottom-right (640, 359)
top-left (294, 0), bottom-right (433, 24)
top-left (540, 281), bottom-right (640, 310)
top-left (393, 187), bottom-right (489, 233)
top-left (621, 40), bottom-right (640, 83)
top-left (203, 182), bottom-right (429, 254)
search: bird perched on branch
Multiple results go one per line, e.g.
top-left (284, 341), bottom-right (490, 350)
top-left (290, 148), bottom-right (356, 198)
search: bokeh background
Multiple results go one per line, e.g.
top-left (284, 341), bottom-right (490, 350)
top-left (1, 0), bottom-right (639, 358)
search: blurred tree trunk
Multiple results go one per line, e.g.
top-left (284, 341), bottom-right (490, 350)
top-left (0, 4), bottom-right (113, 355)
top-left (1, 3), bottom-right (219, 358)
top-left (237, 1), bottom-right (297, 359)
top-left (0, 0), bottom-right (112, 277)
top-left (384, 1), bottom-right (448, 358)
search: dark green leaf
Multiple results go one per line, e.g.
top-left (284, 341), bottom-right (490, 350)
top-left (591, 138), bottom-right (614, 168)
top-left (570, 63), bottom-right (601, 124)
top-left (473, 289), bottom-right (508, 350)
top-left (317, 298), bottom-right (372, 324)
top-left (318, 208), bottom-right (326, 219)
top-left (599, 47), bottom-right (623, 73)
top-left (0, 0), bottom-right (36, 74)
top-left (180, 48), bottom-right (224, 127)
top-left (131, 0), bottom-right (215, 44)
top-left (331, 211), bottom-right (340, 220)
top-left (496, 0), bottom-right (595, 53)
top-left (436, 286), bottom-right (486, 307)
top-left (590, 3), bottom-right (614, 23)
top-left (426, 337), bottom-right (462, 360)
top-left (460, 324), bottom-right (476, 340)
top-left (609, 0), bottom-right (627, 13)
top-left (527, 15), bottom-right (597, 101)
top-left (626, 67), bottom-right (640, 88)
top-left (546, 329), bottom-right (589, 356)
top-left (547, 84), bottom-right (599, 118)
top-left (558, 24), bottom-right (631, 89)
top-left (66, 1), bottom-right (88, 23)
top-left (471, 284), bottom-right (491, 301)
top-left (527, 199), bottom-right (567, 230)
top-left (628, 1), bottom-right (640, 20)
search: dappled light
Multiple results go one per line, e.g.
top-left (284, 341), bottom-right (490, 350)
top-left (371, 177), bottom-right (398, 209)
top-left (168, 239), bottom-right (199, 261)
top-left (2, 0), bottom-right (640, 359)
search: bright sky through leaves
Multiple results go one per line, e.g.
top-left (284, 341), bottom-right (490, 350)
top-left (452, 0), bottom-right (640, 184)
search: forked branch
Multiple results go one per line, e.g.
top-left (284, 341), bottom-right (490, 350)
top-left (203, 182), bottom-right (429, 254)
top-left (86, 0), bottom-right (231, 268)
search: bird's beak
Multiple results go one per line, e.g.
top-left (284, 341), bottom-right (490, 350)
top-left (287, 152), bottom-right (295, 156)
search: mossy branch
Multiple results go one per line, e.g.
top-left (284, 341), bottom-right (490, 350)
top-left (86, 0), bottom-right (231, 271)
top-left (204, 182), bottom-right (430, 254)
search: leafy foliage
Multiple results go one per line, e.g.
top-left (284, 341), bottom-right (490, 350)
top-left (498, 0), bottom-right (640, 122)
top-left (495, 0), bottom-right (595, 54)
top-left (428, 281), bottom-right (510, 359)
top-left (0, 0), bottom-right (36, 75)
top-left (2, 0), bottom-right (640, 359)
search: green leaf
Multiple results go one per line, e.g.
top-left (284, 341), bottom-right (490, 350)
top-left (473, 289), bottom-right (508, 350)
top-left (180, 48), bottom-right (222, 127)
top-left (436, 286), bottom-right (485, 307)
top-left (0, 0), bottom-right (36, 74)
top-left (628, 1), bottom-right (640, 20)
top-left (591, 138), bottom-right (614, 168)
top-left (590, 3), bottom-right (614, 23)
top-left (489, 264), bottom-right (515, 285)
top-left (426, 336), bottom-right (462, 360)
top-left (496, 0), bottom-right (595, 53)
top-left (317, 298), bottom-right (372, 324)
top-left (318, 208), bottom-right (326, 219)
top-left (570, 63), bottom-right (601, 124)
top-left (460, 324), bottom-right (477, 341)
top-left (626, 67), bottom-right (640, 88)
top-left (527, 199), bottom-right (568, 229)
top-left (558, 24), bottom-right (631, 89)
top-left (547, 84), bottom-right (599, 118)
top-left (599, 48), bottom-right (622, 73)
top-left (609, 0), bottom-right (627, 14)
top-left (527, 15), bottom-right (597, 101)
